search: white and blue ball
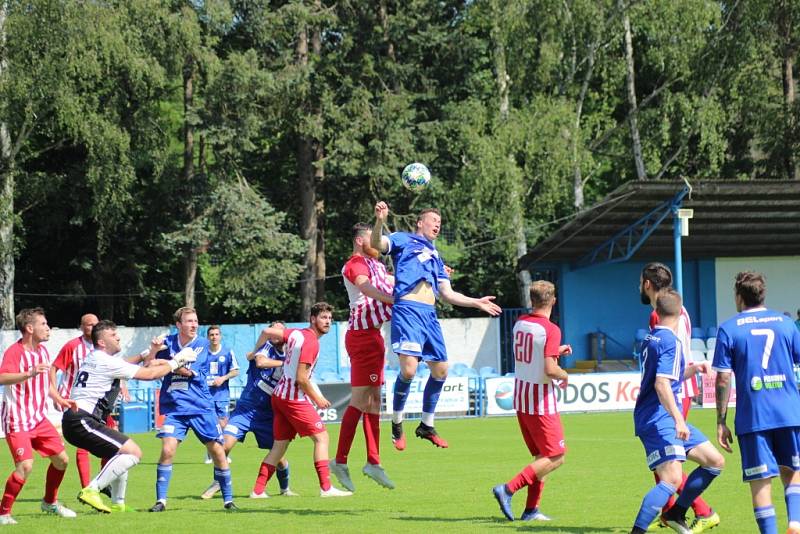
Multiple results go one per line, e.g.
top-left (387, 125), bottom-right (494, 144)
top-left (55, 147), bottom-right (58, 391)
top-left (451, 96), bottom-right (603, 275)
top-left (494, 381), bottom-right (514, 411)
top-left (401, 162), bottom-right (431, 192)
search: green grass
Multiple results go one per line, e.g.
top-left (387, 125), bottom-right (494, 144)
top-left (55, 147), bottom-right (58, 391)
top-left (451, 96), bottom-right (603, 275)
top-left (0, 408), bottom-right (785, 532)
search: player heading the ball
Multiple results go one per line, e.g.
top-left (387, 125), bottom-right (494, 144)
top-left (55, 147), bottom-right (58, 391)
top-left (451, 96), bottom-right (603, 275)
top-left (371, 201), bottom-right (501, 449)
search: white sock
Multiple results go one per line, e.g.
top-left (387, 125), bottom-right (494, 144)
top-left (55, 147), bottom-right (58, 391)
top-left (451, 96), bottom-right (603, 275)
top-left (92, 453), bottom-right (140, 491)
top-left (110, 470), bottom-right (128, 504)
top-left (392, 412), bottom-right (404, 424)
top-left (421, 412), bottom-right (435, 427)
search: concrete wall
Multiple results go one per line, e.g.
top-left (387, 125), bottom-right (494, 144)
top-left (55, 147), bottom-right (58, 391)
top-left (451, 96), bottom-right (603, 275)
top-left (714, 256), bottom-right (800, 323)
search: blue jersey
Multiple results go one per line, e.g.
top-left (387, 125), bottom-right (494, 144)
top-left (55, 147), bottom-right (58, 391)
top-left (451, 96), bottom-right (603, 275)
top-left (156, 333), bottom-right (213, 415)
top-left (237, 342), bottom-right (285, 409)
top-left (207, 346), bottom-right (239, 402)
top-left (633, 326), bottom-right (684, 436)
top-left (387, 232), bottom-right (449, 299)
top-left (712, 307), bottom-right (800, 434)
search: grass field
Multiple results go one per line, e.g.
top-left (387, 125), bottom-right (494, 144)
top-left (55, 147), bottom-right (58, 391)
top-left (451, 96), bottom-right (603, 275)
top-left (0, 408), bottom-right (783, 533)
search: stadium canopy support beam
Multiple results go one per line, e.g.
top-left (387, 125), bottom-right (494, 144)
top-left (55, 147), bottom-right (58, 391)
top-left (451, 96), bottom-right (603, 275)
top-left (575, 186), bottom-right (690, 270)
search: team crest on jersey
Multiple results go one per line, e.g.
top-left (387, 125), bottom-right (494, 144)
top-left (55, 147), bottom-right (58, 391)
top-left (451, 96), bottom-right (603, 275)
top-left (15, 448), bottom-right (24, 458)
top-left (218, 355), bottom-right (226, 362)
top-left (369, 373), bottom-right (378, 383)
top-left (315, 421), bottom-right (323, 429)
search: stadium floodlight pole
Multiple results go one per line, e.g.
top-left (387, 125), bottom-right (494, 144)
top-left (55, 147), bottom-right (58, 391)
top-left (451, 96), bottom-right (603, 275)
top-left (672, 206), bottom-right (683, 296)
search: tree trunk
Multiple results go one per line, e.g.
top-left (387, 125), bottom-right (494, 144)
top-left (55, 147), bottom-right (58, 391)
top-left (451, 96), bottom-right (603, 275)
top-left (784, 52), bottom-right (799, 179)
top-left (0, 5), bottom-right (14, 328)
top-left (620, 0), bottom-right (647, 180)
top-left (572, 44), bottom-right (596, 209)
top-left (182, 55), bottom-right (197, 308)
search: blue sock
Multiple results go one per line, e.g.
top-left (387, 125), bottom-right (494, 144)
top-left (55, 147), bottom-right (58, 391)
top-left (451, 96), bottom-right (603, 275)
top-left (754, 505), bottom-right (777, 534)
top-left (675, 466), bottom-right (721, 508)
top-left (277, 463), bottom-right (290, 492)
top-left (156, 464), bottom-right (173, 502)
top-left (786, 484), bottom-right (800, 525)
top-left (214, 467), bottom-right (233, 504)
top-left (422, 377), bottom-right (445, 415)
top-left (393, 375), bottom-right (413, 413)
top-left (634, 481), bottom-right (676, 530)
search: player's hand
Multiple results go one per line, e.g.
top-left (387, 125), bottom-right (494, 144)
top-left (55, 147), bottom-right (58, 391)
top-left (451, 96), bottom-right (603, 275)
top-left (717, 423), bottom-right (734, 453)
top-left (150, 336), bottom-right (166, 352)
top-left (444, 265), bottom-right (454, 276)
top-left (316, 396), bottom-right (331, 409)
top-left (693, 361), bottom-right (711, 375)
top-left (558, 345), bottom-right (573, 356)
top-left (374, 201), bottom-right (389, 222)
top-left (557, 376), bottom-right (568, 389)
top-left (173, 367), bottom-right (193, 377)
top-left (29, 363), bottom-right (49, 378)
top-left (475, 296), bottom-right (502, 316)
top-left (212, 377), bottom-right (225, 387)
top-left (675, 420), bottom-right (690, 441)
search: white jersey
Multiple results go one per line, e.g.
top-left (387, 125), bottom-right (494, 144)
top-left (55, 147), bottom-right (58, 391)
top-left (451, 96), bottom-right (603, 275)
top-left (70, 349), bottom-right (139, 418)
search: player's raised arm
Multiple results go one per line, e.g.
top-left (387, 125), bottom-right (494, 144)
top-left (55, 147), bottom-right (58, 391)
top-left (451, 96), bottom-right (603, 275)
top-left (371, 201), bottom-right (391, 254)
top-left (437, 279), bottom-right (502, 316)
top-left (252, 325), bottom-right (285, 354)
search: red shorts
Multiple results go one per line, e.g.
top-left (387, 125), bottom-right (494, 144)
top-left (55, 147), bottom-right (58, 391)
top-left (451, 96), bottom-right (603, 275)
top-left (517, 411), bottom-right (566, 458)
top-left (5, 419), bottom-right (65, 463)
top-left (345, 328), bottom-right (385, 387)
top-left (271, 396), bottom-right (326, 441)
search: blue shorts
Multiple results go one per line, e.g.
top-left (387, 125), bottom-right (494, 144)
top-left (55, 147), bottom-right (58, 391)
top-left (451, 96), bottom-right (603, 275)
top-left (156, 413), bottom-right (223, 444)
top-left (223, 399), bottom-right (275, 450)
top-left (212, 401), bottom-right (230, 419)
top-left (738, 427), bottom-right (800, 481)
top-left (638, 419), bottom-right (708, 470)
top-left (390, 300), bottom-right (447, 362)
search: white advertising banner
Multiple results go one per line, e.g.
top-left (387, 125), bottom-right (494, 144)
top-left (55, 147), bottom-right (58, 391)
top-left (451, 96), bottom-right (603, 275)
top-left (485, 373), bottom-right (644, 415)
top-left (384, 376), bottom-right (469, 414)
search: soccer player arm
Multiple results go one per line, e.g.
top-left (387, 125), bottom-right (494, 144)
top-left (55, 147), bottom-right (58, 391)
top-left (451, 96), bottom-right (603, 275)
top-left (544, 356), bottom-right (569, 384)
top-left (437, 279), bottom-right (501, 316)
top-left (355, 274), bottom-right (393, 305)
top-left (654, 376), bottom-right (689, 440)
top-left (252, 326), bottom-right (285, 356)
top-left (371, 201), bottom-right (391, 253)
top-left (295, 363), bottom-right (330, 408)
top-left (254, 354), bottom-right (283, 369)
top-left (0, 350), bottom-right (49, 386)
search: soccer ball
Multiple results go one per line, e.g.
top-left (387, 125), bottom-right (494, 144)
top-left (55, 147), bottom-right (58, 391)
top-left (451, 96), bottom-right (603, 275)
top-left (401, 162), bottom-right (431, 192)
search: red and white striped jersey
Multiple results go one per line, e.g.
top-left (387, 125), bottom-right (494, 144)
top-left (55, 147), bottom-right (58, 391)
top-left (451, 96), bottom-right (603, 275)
top-left (512, 313), bottom-right (562, 415)
top-left (650, 307), bottom-right (699, 399)
top-left (342, 255), bottom-right (393, 330)
top-left (0, 340), bottom-right (51, 433)
top-left (53, 335), bottom-right (94, 398)
top-left (272, 328), bottom-right (320, 402)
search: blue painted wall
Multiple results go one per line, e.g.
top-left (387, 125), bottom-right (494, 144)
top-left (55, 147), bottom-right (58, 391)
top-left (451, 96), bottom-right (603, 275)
top-left (557, 259), bottom-right (717, 368)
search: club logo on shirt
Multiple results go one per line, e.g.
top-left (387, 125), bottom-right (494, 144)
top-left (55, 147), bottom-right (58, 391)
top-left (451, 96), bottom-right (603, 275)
top-left (369, 373), bottom-right (378, 383)
top-left (218, 356), bottom-right (226, 363)
top-left (751, 376), bottom-right (763, 391)
top-left (15, 448), bottom-right (24, 458)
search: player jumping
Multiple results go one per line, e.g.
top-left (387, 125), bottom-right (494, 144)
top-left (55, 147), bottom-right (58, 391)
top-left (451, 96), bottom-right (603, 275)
top-left (330, 223), bottom-right (395, 492)
top-left (713, 272), bottom-right (800, 534)
top-left (371, 201), bottom-right (501, 449)
top-left (630, 289), bottom-right (724, 534)
top-left (492, 280), bottom-right (572, 522)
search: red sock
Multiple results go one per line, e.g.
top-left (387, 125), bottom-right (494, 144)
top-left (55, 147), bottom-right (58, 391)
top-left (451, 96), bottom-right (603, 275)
top-left (507, 465), bottom-right (537, 494)
top-left (363, 412), bottom-right (380, 465)
top-left (43, 464), bottom-right (65, 504)
top-left (315, 460), bottom-right (331, 491)
top-left (253, 462), bottom-right (276, 495)
top-left (335, 406), bottom-right (362, 464)
top-left (525, 478), bottom-right (545, 510)
top-left (0, 473), bottom-right (25, 515)
top-left (76, 448), bottom-right (91, 488)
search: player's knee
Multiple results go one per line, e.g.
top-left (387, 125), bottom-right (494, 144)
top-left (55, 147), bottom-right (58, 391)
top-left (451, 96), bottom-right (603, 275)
top-left (550, 454), bottom-right (565, 469)
top-left (16, 460), bottom-right (33, 478)
top-left (707, 452), bottom-right (725, 471)
top-left (120, 440), bottom-right (143, 459)
top-left (50, 451), bottom-right (69, 471)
